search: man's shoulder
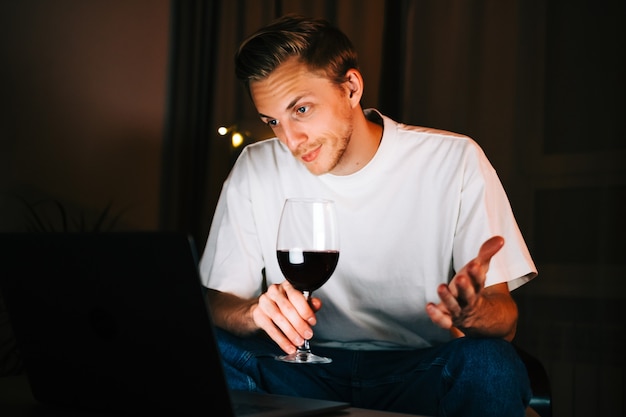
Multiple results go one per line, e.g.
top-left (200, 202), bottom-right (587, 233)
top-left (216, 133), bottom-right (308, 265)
top-left (372, 109), bottom-right (472, 144)
top-left (234, 138), bottom-right (303, 177)
top-left (239, 137), bottom-right (291, 161)
top-left (395, 122), bottom-right (469, 142)
top-left (390, 122), bottom-right (476, 156)
top-left (245, 137), bottom-right (283, 152)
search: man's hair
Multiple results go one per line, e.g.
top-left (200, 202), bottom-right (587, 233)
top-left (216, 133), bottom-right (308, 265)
top-left (235, 14), bottom-right (359, 91)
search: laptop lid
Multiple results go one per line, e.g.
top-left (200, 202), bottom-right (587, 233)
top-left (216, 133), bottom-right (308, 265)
top-left (0, 232), bottom-right (349, 416)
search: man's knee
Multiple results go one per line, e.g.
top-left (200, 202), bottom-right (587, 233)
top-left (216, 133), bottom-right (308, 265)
top-left (440, 338), bottom-right (531, 416)
top-left (453, 337), bottom-right (525, 373)
top-left (449, 338), bottom-right (531, 401)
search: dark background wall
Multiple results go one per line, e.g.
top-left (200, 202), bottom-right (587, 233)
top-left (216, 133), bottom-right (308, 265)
top-left (1, 1), bottom-right (625, 416)
top-left (0, 0), bottom-right (169, 231)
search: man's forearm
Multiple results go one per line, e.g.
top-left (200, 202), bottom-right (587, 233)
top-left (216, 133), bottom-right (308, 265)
top-left (206, 288), bottom-right (259, 336)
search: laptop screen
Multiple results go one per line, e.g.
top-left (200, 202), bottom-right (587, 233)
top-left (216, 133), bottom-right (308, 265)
top-left (0, 232), bottom-right (234, 415)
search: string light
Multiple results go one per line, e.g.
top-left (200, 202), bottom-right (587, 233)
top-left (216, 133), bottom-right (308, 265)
top-left (217, 125), bottom-right (248, 148)
top-left (231, 132), bottom-right (244, 148)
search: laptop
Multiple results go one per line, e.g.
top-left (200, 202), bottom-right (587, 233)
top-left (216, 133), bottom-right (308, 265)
top-left (0, 232), bottom-right (349, 416)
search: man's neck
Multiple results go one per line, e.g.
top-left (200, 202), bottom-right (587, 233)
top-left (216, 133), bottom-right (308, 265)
top-left (330, 109), bottom-right (383, 176)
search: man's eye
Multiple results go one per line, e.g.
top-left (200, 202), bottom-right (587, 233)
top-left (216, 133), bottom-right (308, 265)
top-left (296, 106), bottom-right (308, 115)
top-left (267, 119), bottom-right (279, 127)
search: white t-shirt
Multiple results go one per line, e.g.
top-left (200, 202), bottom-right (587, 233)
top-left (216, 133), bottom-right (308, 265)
top-left (200, 109), bottom-right (537, 350)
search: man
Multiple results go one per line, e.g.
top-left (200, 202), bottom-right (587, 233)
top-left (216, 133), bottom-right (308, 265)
top-left (200, 14), bottom-right (537, 417)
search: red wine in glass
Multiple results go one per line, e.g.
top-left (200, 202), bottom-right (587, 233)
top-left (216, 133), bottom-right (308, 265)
top-left (275, 198), bottom-right (339, 364)
top-left (276, 250), bottom-right (339, 292)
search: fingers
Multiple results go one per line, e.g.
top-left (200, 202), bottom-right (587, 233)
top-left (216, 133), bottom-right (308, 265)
top-left (476, 235), bottom-right (504, 264)
top-left (309, 296), bottom-right (322, 313)
top-left (436, 282), bottom-right (461, 315)
top-left (467, 235), bottom-right (505, 290)
top-left (254, 282), bottom-right (317, 354)
top-left (428, 281), bottom-right (475, 335)
top-left (426, 282), bottom-right (461, 331)
top-left (426, 301), bottom-right (452, 330)
top-left (252, 302), bottom-right (296, 354)
top-left (454, 271), bottom-right (479, 307)
top-left (455, 236), bottom-right (505, 293)
top-left (427, 236), bottom-right (504, 333)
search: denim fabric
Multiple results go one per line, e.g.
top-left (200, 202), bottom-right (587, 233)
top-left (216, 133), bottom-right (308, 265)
top-left (216, 328), bottom-right (531, 417)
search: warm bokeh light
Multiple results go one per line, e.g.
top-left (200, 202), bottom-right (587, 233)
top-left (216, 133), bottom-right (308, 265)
top-left (231, 132), bottom-right (244, 148)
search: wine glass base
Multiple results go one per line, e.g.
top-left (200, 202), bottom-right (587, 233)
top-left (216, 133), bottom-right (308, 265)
top-left (275, 352), bottom-right (332, 364)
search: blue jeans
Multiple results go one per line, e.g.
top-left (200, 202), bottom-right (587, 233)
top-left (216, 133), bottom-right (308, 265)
top-left (216, 328), bottom-right (531, 417)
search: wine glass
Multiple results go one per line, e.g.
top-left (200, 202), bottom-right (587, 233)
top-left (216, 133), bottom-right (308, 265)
top-left (275, 198), bottom-right (339, 363)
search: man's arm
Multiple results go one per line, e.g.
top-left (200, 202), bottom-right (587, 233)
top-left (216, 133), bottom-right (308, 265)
top-left (426, 236), bottom-right (519, 341)
top-left (206, 288), bottom-right (259, 336)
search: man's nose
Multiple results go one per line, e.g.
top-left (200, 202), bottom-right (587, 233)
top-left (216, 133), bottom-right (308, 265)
top-left (282, 122), bottom-right (307, 152)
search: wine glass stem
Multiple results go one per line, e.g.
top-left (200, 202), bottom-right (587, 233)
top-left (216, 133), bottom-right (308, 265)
top-left (296, 339), bottom-right (311, 358)
top-left (297, 290), bottom-right (313, 354)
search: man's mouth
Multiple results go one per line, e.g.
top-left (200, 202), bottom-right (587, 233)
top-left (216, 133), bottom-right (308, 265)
top-left (301, 146), bottom-right (321, 163)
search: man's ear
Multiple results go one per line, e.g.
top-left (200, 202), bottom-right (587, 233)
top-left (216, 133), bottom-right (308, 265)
top-left (345, 69), bottom-right (364, 105)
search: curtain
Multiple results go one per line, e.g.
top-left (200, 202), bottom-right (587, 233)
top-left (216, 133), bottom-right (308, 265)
top-left (162, 0), bottom-right (538, 251)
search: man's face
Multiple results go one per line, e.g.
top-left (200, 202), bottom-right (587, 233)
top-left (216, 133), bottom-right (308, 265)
top-left (250, 58), bottom-right (353, 176)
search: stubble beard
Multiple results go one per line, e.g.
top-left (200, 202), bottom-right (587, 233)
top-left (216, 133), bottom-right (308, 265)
top-left (305, 121), bottom-right (352, 176)
top-left (325, 128), bottom-right (351, 174)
